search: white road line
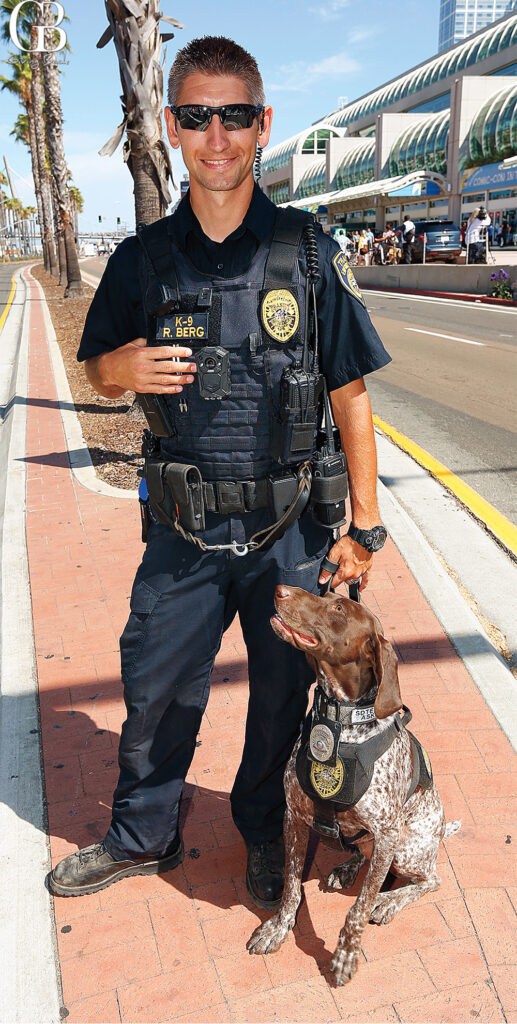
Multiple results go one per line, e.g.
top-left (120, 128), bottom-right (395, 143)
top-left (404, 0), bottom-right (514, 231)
top-left (405, 327), bottom-right (485, 346)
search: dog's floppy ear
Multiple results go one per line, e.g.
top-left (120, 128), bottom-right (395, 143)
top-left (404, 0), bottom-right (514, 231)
top-left (370, 633), bottom-right (403, 719)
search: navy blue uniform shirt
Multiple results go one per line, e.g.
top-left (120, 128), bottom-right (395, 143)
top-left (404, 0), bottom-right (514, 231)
top-left (78, 184), bottom-right (390, 391)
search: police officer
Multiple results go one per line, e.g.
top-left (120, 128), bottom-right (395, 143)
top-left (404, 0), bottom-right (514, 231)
top-left (49, 36), bottom-right (390, 907)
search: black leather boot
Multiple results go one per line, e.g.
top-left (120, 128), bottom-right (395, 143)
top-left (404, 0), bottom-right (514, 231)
top-left (48, 837), bottom-right (184, 897)
top-left (246, 836), bottom-right (285, 909)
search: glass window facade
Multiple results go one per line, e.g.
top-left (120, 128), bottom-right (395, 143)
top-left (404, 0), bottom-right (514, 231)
top-left (334, 141), bottom-right (376, 189)
top-left (269, 181), bottom-right (290, 205)
top-left (465, 80), bottom-right (517, 165)
top-left (439, 0), bottom-right (517, 52)
top-left (389, 111), bottom-right (450, 176)
top-left (262, 125), bottom-right (340, 175)
top-left (296, 158), bottom-right (327, 199)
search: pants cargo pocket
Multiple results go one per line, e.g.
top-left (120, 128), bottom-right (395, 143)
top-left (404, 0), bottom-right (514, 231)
top-left (120, 579), bottom-right (161, 684)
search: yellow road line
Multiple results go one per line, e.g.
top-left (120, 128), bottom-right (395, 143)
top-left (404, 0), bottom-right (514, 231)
top-left (0, 273), bottom-right (17, 334)
top-left (373, 414), bottom-right (517, 557)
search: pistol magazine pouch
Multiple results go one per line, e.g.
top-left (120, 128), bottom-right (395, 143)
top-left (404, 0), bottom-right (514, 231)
top-left (145, 456), bottom-right (205, 533)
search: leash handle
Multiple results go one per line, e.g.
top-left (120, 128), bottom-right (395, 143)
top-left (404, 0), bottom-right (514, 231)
top-left (320, 555), bottom-right (361, 602)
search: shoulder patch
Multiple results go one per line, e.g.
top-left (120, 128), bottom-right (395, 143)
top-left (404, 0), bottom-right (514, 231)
top-left (332, 251), bottom-right (365, 306)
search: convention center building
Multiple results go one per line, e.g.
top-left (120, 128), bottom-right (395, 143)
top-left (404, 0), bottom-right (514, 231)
top-left (259, 10), bottom-right (517, 237)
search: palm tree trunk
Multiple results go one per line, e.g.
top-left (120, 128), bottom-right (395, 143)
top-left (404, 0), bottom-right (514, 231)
top-left (41, 7), bottom-right (82, 296)
top-left (101, 0), bottom-right (174, 226)
top-left (30, 44), bottom-right (58, 276)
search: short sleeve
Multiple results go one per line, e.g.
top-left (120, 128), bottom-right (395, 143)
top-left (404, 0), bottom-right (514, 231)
top-left (77, 236), bottom-right (146, 362)
top-left (315, 231), bottom-right (391, 391)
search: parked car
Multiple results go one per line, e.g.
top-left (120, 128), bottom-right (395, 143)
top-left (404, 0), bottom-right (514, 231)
top-left (397, 220), bottom-right (462, 263)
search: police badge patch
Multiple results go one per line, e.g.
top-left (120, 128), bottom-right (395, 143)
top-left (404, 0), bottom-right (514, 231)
top-left (310, 758), bottom-right (345, 799)
top-left (332, 252), bottom-right (366, 306)
top-left (261, 289), bottom-right (300, 343)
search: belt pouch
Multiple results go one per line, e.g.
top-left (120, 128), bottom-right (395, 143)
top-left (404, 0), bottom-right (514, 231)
top-left (268, 472), bottom-right (299, 520)
top-left (164, 462), bottom-right (206, 532)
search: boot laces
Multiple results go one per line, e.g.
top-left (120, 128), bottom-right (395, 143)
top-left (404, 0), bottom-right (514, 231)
top-left (78, 842), bottom-right (106, 865)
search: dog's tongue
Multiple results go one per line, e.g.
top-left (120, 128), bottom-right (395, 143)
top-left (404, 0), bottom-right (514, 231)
top-left (273, 614), bottom-right (318, 647)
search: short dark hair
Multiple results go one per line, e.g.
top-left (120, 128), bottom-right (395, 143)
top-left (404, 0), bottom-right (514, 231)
top-left (168, 36), bottom-right (265, 107)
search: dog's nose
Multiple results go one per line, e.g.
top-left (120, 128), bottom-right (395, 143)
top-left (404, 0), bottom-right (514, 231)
top-left (275, 585), bottom-right (291, 599)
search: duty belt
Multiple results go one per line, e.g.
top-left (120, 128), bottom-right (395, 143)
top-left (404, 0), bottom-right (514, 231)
top-left (203, 478), bottom-right (269, 515)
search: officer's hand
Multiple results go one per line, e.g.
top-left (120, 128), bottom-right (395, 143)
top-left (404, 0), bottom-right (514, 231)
top-left (318, 535), bottom-right (373, 591)
top-left (97, 337), bottom-right (198, 394)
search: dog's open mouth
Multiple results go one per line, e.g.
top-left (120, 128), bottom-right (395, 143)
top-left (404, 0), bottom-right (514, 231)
top-left (271, 613), bottom-right (319, 647)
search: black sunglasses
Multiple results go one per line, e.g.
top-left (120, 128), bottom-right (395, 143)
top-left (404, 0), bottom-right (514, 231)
top-left (170, 103), bottom-right (264, 132)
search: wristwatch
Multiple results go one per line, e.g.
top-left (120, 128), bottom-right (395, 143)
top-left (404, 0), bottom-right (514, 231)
top-left (347, 523), bottom-right (387, 552)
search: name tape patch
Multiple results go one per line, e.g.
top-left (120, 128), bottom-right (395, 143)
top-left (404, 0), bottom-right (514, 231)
top-left (332, 252), bottom-right (365, 306)
top-left (351, 706), bottom-right (376, 724)
top-left (156, 313), bottom-right (208, 342)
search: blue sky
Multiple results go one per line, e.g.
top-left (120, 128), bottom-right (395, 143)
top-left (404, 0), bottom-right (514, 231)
top-left (0, 0), bottom-right (439, 231)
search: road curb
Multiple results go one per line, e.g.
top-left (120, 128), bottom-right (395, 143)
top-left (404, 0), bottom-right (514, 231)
top-left (362, 283), bottom-right (517, 306)
top-left (28, 267), bottom-right (137, 501)
top-left (378, 471), bottom-right (516, 752)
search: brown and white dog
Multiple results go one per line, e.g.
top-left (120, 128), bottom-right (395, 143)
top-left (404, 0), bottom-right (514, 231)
top-left (247, 585), bottom-right (460, 985)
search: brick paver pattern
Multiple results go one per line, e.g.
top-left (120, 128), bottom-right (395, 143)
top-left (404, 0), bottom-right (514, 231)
top-left (23, 268), bottom-right (517, 1023)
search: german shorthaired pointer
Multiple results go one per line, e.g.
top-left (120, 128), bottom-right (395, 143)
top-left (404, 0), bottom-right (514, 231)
top-left (247, 585), bottom-right (460, 985)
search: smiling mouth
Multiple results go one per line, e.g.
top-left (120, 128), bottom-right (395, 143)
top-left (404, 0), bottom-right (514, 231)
top-left (271, 613), bottom-right (318, 647)
top-left (201, 158), bottom-right (235, 167)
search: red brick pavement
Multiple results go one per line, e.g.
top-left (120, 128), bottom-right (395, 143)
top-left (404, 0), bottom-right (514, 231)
top-left (23, 268), bottom-right (517, 1022)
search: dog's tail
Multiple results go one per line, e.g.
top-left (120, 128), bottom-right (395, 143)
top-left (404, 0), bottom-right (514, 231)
top-left (444, 820), bottom-right (461, 838)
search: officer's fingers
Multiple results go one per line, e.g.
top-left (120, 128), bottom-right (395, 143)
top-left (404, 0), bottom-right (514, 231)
top-left (149, 373), bottom-right (195, 386)
top-left (358, 571), bottom-right (369, 591)
top-left (153, 360), bottom-right (197, 374)
top-left (153, 346), bottom-right (193, 360)
top-left (129, 337), bottom-right (147, 348)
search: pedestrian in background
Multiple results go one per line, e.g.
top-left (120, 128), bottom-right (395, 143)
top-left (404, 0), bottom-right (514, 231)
top-left (400, 214), bottom-right (415, 264)
top-left (466, 206), bottom-right (491, 263)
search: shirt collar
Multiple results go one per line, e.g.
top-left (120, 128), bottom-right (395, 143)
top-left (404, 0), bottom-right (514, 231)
top-left (171, 181), bottom-right (276, 248)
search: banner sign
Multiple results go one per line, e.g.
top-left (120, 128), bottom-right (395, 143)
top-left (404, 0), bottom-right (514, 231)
top-left (461, 161), bottom-right (517, 193)
top-left (388, 180), bottom-right (441, 197)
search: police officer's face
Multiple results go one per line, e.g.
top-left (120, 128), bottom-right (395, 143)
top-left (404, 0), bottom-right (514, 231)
top-left (165, 72), bottom-right (272, 194)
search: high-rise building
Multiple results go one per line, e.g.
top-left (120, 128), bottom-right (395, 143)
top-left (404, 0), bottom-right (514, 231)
top-left (439, 0), bottom-right (517, 51)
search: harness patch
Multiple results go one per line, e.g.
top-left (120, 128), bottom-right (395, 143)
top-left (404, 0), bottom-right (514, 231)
top-left (332, 252), bottom-right (365, 306)
top-left (261, 289), bottom-right (300, 343)
top-left (156, 313), bottom-right (209, 342)
top-left (310, 758), bottom-right (345, 799)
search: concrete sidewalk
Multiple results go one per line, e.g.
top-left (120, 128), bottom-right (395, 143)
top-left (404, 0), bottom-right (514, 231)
top-left (6, 266), bottom-right (517, 1023)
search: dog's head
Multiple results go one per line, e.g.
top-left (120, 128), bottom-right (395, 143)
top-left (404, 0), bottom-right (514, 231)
top-left (271, 585), bottom-right (402, 719)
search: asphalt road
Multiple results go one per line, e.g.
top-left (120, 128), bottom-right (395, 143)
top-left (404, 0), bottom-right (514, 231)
top-left (363, 290), bottom-right (517, 527)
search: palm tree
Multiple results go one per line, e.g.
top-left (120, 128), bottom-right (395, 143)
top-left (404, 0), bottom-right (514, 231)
top-left (98, 1), bottom-right (183, 226)
top-left (30, 42), bottom-right (58, 276)
top-left (0, 170), bottom-right (7, 256)
top-left (0, 3), bottom-right (57, 273)
top-left (39, 5), bottom-right (82, 295)
top-left (68, 184), bottom-right (84, 240)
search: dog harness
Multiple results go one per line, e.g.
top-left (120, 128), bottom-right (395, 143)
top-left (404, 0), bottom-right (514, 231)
top-left (296, 685), bottom-right (434, 851)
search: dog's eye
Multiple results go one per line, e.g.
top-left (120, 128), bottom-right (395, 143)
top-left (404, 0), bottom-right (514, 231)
top-left (335, 604), bottom-right (343, 612)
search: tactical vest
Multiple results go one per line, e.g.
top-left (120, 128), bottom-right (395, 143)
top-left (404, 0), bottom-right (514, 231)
top-left (138, 207), bottom-right (314, 482)
top-left (295, 687), bottom-right (433, 849)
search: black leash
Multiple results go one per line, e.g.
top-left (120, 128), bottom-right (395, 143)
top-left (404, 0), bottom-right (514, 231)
top-left (320, 555), bottom-right (361, 603)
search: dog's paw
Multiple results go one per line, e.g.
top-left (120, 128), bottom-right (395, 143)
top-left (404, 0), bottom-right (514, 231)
top-left (327, 851), bottom-right (365, 890)
top-left (246, 916), bottom-right (289, 955)
top-left (331, 946), bottom-right (359, 985)
top-left (369, 892), bottom-right (399, 925)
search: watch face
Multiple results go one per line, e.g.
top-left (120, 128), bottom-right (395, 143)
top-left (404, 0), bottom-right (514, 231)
top-left (368, 527), bottom-right (387, 551)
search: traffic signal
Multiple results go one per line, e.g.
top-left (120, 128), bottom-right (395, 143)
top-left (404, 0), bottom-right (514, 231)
top-left (117, 217), bottom-right (121, 225)
top-left (98, 215), bottom-right (102, 223)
